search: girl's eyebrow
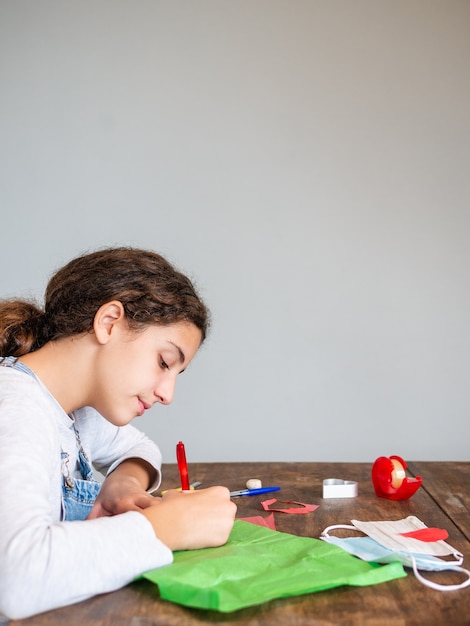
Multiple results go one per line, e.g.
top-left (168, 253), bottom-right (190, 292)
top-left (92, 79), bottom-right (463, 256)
top-left (169, 342), bottom-right (185, 365)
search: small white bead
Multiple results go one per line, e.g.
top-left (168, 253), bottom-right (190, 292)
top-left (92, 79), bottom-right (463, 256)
top-left (246, 478), bottom-right (262, 490)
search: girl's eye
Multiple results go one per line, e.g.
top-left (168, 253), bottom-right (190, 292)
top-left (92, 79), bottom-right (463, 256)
top-left (160, 358), bottom-right (169, 370)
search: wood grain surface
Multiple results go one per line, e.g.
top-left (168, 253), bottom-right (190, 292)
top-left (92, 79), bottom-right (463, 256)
top-left (9, 462), bottom-right (470, 626)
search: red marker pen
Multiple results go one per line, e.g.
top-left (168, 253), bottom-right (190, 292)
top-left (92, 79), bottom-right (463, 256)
top-left (176, 441), bottom-right (190, 491)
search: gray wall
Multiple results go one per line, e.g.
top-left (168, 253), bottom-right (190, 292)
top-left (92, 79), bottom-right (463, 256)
top-left (1, 1), bottom-right (469, 463)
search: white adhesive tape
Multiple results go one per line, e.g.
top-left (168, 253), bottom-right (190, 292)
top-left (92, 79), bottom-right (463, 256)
top-left (390, 458), bottom-right (406, 489)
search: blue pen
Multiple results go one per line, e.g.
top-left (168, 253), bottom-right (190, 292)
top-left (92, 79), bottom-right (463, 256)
top-left (229, 486), bottom-right (281, 497)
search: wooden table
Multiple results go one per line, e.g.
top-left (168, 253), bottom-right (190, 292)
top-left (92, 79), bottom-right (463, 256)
top-left (10, 462), bottom-right (470, 626)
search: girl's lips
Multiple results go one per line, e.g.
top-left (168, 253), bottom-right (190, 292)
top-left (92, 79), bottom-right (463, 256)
top-left (138, 399), bottom-right (150, 416)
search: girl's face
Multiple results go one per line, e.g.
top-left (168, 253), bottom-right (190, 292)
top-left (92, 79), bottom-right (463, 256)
top-left (90, 319), bottom-right (202, 427)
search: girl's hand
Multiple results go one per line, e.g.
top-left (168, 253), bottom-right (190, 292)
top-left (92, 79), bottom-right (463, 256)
top-left (141, 486), bottom-right (236, 551)
top-left (87, 458), bottom-right (158, 519)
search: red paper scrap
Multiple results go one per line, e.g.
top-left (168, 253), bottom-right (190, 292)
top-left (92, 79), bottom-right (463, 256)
top-left (399, 528), bottom-right (449, 542)
top-left (261, 499), bottom-right (319, 514)
top-left (239, 513), bottom-right (276, 530)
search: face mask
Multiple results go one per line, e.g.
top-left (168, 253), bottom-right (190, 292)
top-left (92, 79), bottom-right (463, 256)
top-left (320, 516), bottom-right (470, 591)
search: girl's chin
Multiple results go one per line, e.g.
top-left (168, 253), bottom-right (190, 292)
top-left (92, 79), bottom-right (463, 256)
top-left (101, 412), bottom-right (133, 427)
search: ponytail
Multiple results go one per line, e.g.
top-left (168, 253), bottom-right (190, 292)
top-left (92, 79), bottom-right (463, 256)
top-left (0, 300), bottom-right (46, 357)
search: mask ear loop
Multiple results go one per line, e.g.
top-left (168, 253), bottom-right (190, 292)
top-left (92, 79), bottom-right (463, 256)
top-left (410, 555), bottom-right (470, 591)
top-left (322, 526), bottom-right (470, 591)
top-left (321, 524), bottom-right (358, 538)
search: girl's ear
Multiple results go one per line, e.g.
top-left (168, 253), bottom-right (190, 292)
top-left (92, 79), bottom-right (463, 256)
top-left (93, 301), bottom-right (126, 345)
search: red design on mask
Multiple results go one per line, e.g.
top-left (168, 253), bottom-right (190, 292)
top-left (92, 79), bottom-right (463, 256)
top-left (399, 527), bottom-right (449, 542)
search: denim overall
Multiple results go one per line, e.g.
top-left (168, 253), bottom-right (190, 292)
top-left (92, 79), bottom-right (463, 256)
top-left (0, 356), bottom-right (101, 521)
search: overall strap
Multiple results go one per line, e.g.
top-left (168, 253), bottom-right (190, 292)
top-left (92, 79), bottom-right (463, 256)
top-left (0, 356), bottom-right (36, 377)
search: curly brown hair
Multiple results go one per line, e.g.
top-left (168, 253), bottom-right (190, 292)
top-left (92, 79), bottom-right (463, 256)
top-left (0, 247), bottom-right (210, 357)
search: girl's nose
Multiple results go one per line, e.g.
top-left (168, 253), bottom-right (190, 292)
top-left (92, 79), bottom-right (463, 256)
top-left (154, 377), bottom-right (176, 405)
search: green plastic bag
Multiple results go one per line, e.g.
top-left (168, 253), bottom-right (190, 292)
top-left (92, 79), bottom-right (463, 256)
top-left (141, 520), bottom-right (406, 612)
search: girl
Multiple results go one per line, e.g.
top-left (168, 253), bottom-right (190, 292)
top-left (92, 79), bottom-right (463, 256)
top-left (0, 247), bottom-right (236, 620)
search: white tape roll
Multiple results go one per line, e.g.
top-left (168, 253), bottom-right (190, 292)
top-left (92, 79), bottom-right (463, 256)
top-left (390, 458), bottom-right (406, 488)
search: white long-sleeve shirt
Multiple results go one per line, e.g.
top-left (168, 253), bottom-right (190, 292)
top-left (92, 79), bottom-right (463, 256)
top-left (0, 366), bottom-right (173, 620)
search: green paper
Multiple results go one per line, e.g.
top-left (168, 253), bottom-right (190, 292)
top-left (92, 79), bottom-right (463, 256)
top-left (141, 520), bottom-right (406, 612)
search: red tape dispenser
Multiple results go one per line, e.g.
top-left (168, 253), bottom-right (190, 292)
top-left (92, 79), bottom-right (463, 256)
top-left (372, 455), bottom-right (422, 500)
